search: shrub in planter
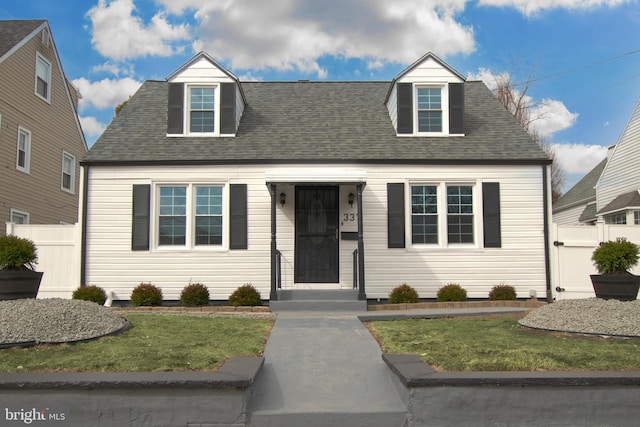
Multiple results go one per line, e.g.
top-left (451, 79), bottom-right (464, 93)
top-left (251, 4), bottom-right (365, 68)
top-left (0, 235), bottom-right (43, 300)
top-left (489, 284), bottom-right (517, 301)
top-left (590, 237), bottom-right (640, 301)
top-left (72, 285), bottom-right (107, 305)
top-left (389, 284), bottom-right (419, 304)
top-left (437, 283), bottom-right (467, 302)
top-left (180, 282), bottom-right (210, 306)
top-left (229, 284), bottom-right (262, 307)
top-left (130, 283), bottom-right (163, 306)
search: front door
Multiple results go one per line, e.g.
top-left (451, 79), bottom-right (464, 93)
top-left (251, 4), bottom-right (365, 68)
top-left (295, 186), bottom-right (339, 283)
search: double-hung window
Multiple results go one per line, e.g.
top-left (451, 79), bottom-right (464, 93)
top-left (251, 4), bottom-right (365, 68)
top-left (189, 87), bottom-right (215, 133)
top-left (416, 87), bottom-right (442, 133)
top-left (605, 212), bottom-right (626, 225)
top-left (16, 127), bottom-right (31, 173)
top-left (35, 53), bottom-right (51, 102)
top-left (635, 211), bottom-right (640, 225)
top-left (61, 151), bottom-right (75, 193)
top-left (410, 183), bottom-right (475, 246)
top-left (446, 185), bottom-right (474, 243)
top-left (158, 184), bottom-right (223, 247)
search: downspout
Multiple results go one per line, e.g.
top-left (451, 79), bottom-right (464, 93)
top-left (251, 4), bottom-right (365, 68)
top-left (542, 164), bottom-right (552, 302)
top-left (357, 184), bottom-right (366, 300)
top-left (269, 184), bottom-right (278, 301)
top-left (80, 165), bottom-right (89, 287)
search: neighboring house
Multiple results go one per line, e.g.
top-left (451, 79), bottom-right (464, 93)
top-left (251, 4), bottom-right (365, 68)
top-left (554, 95), bottom-right (640, 226)
top-left (80, 51), bottom-right (551, 302)
top-left (0, 20), bottom-right (87, 231)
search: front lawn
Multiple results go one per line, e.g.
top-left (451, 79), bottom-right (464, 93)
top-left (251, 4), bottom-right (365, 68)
top-left (0, 314), bottom-right (272, 372)
top-left (366, 315), bottom-right (640, 371)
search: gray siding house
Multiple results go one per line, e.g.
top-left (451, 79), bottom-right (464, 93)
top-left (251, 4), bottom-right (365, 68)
top-left (81, 52), bottom-right (552, 303)
top-left (0, 20), bottom-right (87, 231)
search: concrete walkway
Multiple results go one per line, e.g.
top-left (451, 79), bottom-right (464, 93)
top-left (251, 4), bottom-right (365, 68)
top-left (248, 305), bottom-right (529, 427)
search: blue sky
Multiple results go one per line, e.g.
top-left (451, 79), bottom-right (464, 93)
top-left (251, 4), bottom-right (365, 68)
top-left (2, 0), bottom-right (640, 192)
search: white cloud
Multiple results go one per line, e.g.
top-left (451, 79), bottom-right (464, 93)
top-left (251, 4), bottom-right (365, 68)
top-left (87, 0), bottom-right (191, 61)
top-left (80, 116), bottom-right (107, 138)
top-left (73, 77), bottom-right (142, 110)
top-left (552, 143), bottom-right (607, 175)
top-left (478, 0), bottom-right (632, 16)
top-left (529, 99), bottom-right (579, 138)
top-left (468, 68), bottom-right (578, 137)
top-left (92, 61), bottom-right (135, 78)
top-left (156, 0), bottom-right (475, 77)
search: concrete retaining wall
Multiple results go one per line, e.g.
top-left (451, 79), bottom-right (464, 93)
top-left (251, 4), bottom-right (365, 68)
top-left (0, 357), bottom-right (263, 427)
top-left (384, 354), bottom-right (640, 427)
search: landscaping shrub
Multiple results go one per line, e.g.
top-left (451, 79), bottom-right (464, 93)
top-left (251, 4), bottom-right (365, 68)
top-left (591, 237), bottom-right (640, 274)
top-left (130, 283), bottom-right (163, 306)
top-left (0, 234), bottom-right (37, 270)
top-left (72, 285), bottom-right (107, 305)
top-left (389, 284), bottom-right (419, 304)
top-left (229, 284), bottom-right (262, 306)
top-left (489, 284), bottom-right (517, 301)
top-left (437, 283), bottom-right (467, 302)
top-left (179, 282), bottom-right (210, 306)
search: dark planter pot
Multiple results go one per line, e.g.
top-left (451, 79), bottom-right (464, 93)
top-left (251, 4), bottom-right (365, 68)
top-left (0, 270), bottom-right (43, 300)
top-left (590, 272), bottom-right (640, 301)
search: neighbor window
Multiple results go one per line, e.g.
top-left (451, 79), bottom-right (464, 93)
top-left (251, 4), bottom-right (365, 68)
top-left (189, 87), bottom-right (215, 133)
top-left (157, 184), bottom-right (224, 247)
top-left (35, 53), bottom-right (51, 101)
top-left (416, 87), bottom-right (442, 133)
top-left (10, 209), bottom-right (30, 224)
top-left (61, 151), bottom-right (75, 193)
top-left (16, 127), bottom-right (31, 173)
top-left (411, 185), bottom-right (438, 244)
top-left (447, 185), bottom-right (474, 243)
top-left (605, 212), bottom-right (626, 225)
top-left (635, 211), bottom-right (640, 225)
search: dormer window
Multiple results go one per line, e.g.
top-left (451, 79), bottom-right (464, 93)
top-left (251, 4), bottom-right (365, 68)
top-left (189, 86), bottom-right (216, 133)
top-left (416, 87), bottom-right (443, 133)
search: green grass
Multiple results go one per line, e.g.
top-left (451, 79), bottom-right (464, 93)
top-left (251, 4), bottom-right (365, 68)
top-left (0, 314), bottom-right (272, 372)
top-left (367, 315), bottom-right (640, 371)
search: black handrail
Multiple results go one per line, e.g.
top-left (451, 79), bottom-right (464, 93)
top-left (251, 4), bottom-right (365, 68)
top-left (352, 249), bottom-right (358, 289)
top-left (276, 250), bottom-right (282, 289)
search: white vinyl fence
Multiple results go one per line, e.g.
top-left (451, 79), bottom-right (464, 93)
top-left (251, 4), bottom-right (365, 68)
top-left (5, 223), bottom-right (81, 299)
top-left (550, 223), bottom-right (640, 300)
top-left (7, 222), bottom-right (640, 301)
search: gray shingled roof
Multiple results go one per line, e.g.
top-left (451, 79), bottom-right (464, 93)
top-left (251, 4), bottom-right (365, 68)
top-left (553, 158), bottom-right (607, 211)
top-left (83, 80), bottom-right (550, 165)
top-left (597, 190), bottom-right (640, 215)
top-left (578, 202), bottom-right (597, 223)
top-left (0, 20), bottom-right (44, 59)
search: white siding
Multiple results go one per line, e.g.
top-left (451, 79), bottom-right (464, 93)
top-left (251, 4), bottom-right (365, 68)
top-left (84, 163), bottom-right (548, 301)
top-left (170, 57), bottom-right (234, 84)
top-left (553, 203), bottom-right (589, 225)
top-left (400, 57), bottom-right (464, 84)
top-left (597, 97), bottom-right (640, 211)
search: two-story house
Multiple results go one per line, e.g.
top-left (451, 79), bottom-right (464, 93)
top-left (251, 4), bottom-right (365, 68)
top-left (80, 51), bottom-right (552, 303)
top-left (0, 20), bottom-right (87, 231)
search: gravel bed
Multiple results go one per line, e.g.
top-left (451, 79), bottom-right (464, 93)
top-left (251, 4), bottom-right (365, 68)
top-left (0, 299), bottom-right (128, 345)
top-left (519, 298), bottom-right (640, 337)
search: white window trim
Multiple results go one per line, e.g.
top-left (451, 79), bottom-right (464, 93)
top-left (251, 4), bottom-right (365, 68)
top-left (152, 181), bottom-right (228, 251)
top-left (407, 180), bottom-right (482, 249)
top-left (16, 127), bottom-right (31, 173)
top-left (414, 83), bottom-right (449, 136)
top-left (185, 84), bottom-right (220, 137)
top-left (10, 209), bottom-right (30, 224)
top-left (61, 151), bottom-right (75, 194)
top-left (35, 52), bottom-right (52, 103)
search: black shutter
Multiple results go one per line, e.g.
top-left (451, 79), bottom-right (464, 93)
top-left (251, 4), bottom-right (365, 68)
top-left (220, 83), bottom-right (236, 134)
top-left (167, 83), bottom-right (184, 134)
top-left (396, 83), bottom-right (413, 134)
top-left (449, 83), bottom-right (464, 134)
top-left (132, 185), bottom-right (150, 251)
top-left (387, 183), bottom-right (405, 248)
top-left (229, 184), bottom-right (248, 249)
top-left (482, 182), bottom-right (501, 248)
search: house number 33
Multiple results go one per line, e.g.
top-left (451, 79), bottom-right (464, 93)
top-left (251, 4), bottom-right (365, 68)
top-left (343, 213), bottom-right (357, 222)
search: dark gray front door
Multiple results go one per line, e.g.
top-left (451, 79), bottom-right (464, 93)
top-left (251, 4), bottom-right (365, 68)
top-left (295, 186), bottom-right (339, 283)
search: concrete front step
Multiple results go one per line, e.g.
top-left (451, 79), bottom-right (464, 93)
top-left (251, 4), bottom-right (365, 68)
top-left (249, 410), bottom-right (407, 427)
top-left (270, 289), bottom-right (366, 311)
